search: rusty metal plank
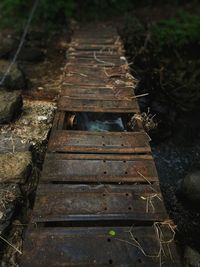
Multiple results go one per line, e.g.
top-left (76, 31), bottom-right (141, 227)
top-left (48, 130), bottom-right (150, 154)
top-left (75, 24), bottom-right (117, 32)
top-left (67, 56), bottom-right (125, 66)
top-left (63, 64), bottom-right (132, 87)
top-left (51, 111), bottom-right (65, 132)
top-left (73, 32), bottom-right (118, 40)
top-left (41, 153), bottom-right (158, 183)
top-left (59, 94), bottom-right (133, 101)
top-left (67, 53), bottom-right (123, 59)
top-left (69, 44), bottom-right (122, 52)
top-left (67, 50), bottom-right (123, 57)
top-left (64, 64), bottom-right (128, 80)
top-left (71, 37), bottom-right (121, 45)
top-left (73, 28), bottom-right (118, 39)
top-left (21, 226), bottom-right (181, 267)
top-left (58, 97), bottom-right (139, 113)
top-left (60, 85), bottom-right (134, 98)
top-left (75, 26), bottom-right (117, 33)
top-left (31, 183), bottom-right (166, 223)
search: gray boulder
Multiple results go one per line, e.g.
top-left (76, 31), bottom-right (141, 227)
top-left (0, 60), bottom-right (26, 90)
top-left (0, 152), bottom-right (32, 183)
top-left (182, 170), bottom-right (200, 203)
top-left (184, 246), bottom-right (200, 267)
top-left (0, 90), bottom-right (23, 124)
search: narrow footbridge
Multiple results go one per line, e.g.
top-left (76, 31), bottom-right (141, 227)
top-left (21, 24), bottom-right (181, 267)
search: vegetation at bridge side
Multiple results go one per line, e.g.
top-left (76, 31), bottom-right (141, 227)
top-left (0, 0), bottom-right (198, 28)
top-left (152, 12), bottom-right (200, 48)
top-left (122, 11), bottom-right (200, 113)
top-left (0, 0), bottom-right (75, 28)
top-left (122, 10), bottom-right (200, 252)
top-left (0, 0), bottom-right (131, 27)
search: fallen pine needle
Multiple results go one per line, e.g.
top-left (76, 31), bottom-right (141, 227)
top-left (0, 235), bottom-right (22, 255)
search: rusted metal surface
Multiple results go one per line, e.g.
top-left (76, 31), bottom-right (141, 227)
top-left (69, 44), bottom-right (122, 52)
top-left (67, 50), bottom-right (123, 58)
top-left (20, 23), bottom-right (181, 267)
top-left (63, 64), bottom-right (132, 86)
top-left (58, 97), bottom-right (139, 113)
top-left (65, 64), bottom-right (129, 76)
top-left (21, 226), bottom-right (181, 267)
top-left (31, 184), bottom-right (166, 223)
top-left (67, 56), bottom-right (124, 66)
top-left (60, 85), bottom-right (134, 98)
top-left (41, 153), bottom-right (158, 183)
top-left (51, 111), bottom-right (66, 132)
top-left (48, 130), bottom-right (150, 154)
top-left (71, 37), bottom-right (121, 45)
top-left (73, 26), bottom-right (118, 39)
top-left (59, 62), bottom-right (139, 111)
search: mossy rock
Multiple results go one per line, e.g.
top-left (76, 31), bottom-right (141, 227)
top-left (0, 60), bottom-right (26, 90)
top-left (0, 90), bottom-right (23, 123)
top-left (0, 152), bottom-right (32, 183)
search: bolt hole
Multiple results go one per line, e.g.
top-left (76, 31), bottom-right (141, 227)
top-left (107, 238), bottom-right (111, 242)
top-left (123, 160), bottom-right (126, 163)
top-left (104, 207), bottom-right (107, 211)
top-left (138, 258), bottom-right (142, 263)
top-left (104, 171), bottom-right (107, 175)
top-left (103, 160), bottom-right (106, 163)
top-left (102, 136), bottom-right (105, 138)
top-left (126, 193), bottom-right (129, 196)
top-left (109, 259), bottom-right (113, 264)
top-left (121, 144), bottom-right (124, 147)
top-left (103, 193), bottom-right (106, 196)
top-left (102, 143), bottom-right (105, 146)
top-left (128, 206), bottom-right (132, 210)
top-left (125, 171), bottom-right (128, 175)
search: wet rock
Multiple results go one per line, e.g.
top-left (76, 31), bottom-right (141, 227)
top-left (17, 47), bottom-right (45, 62)
top-left (184, 246), bottom-right (200, 267)
top-left (0, 90), bottom-right (23, 124)
top-left (0, 60), bottom-right (26, 90)
top-left (0, 152), bottom-right (32, 183)
top-left (0, 34), bottom-right (15, 58)
top-left (181, 170), bottom-right (200, 203)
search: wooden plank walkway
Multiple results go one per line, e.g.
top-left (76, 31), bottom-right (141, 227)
top-left (20, 23), bottom-right (181, 267)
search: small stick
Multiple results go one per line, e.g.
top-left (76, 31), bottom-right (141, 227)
top-left (93, 52), bottom-right (115, 66)
top-left (0, 235), bottom-right (22, 255)
top-left (131, 93), bottom-right (149, 99)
